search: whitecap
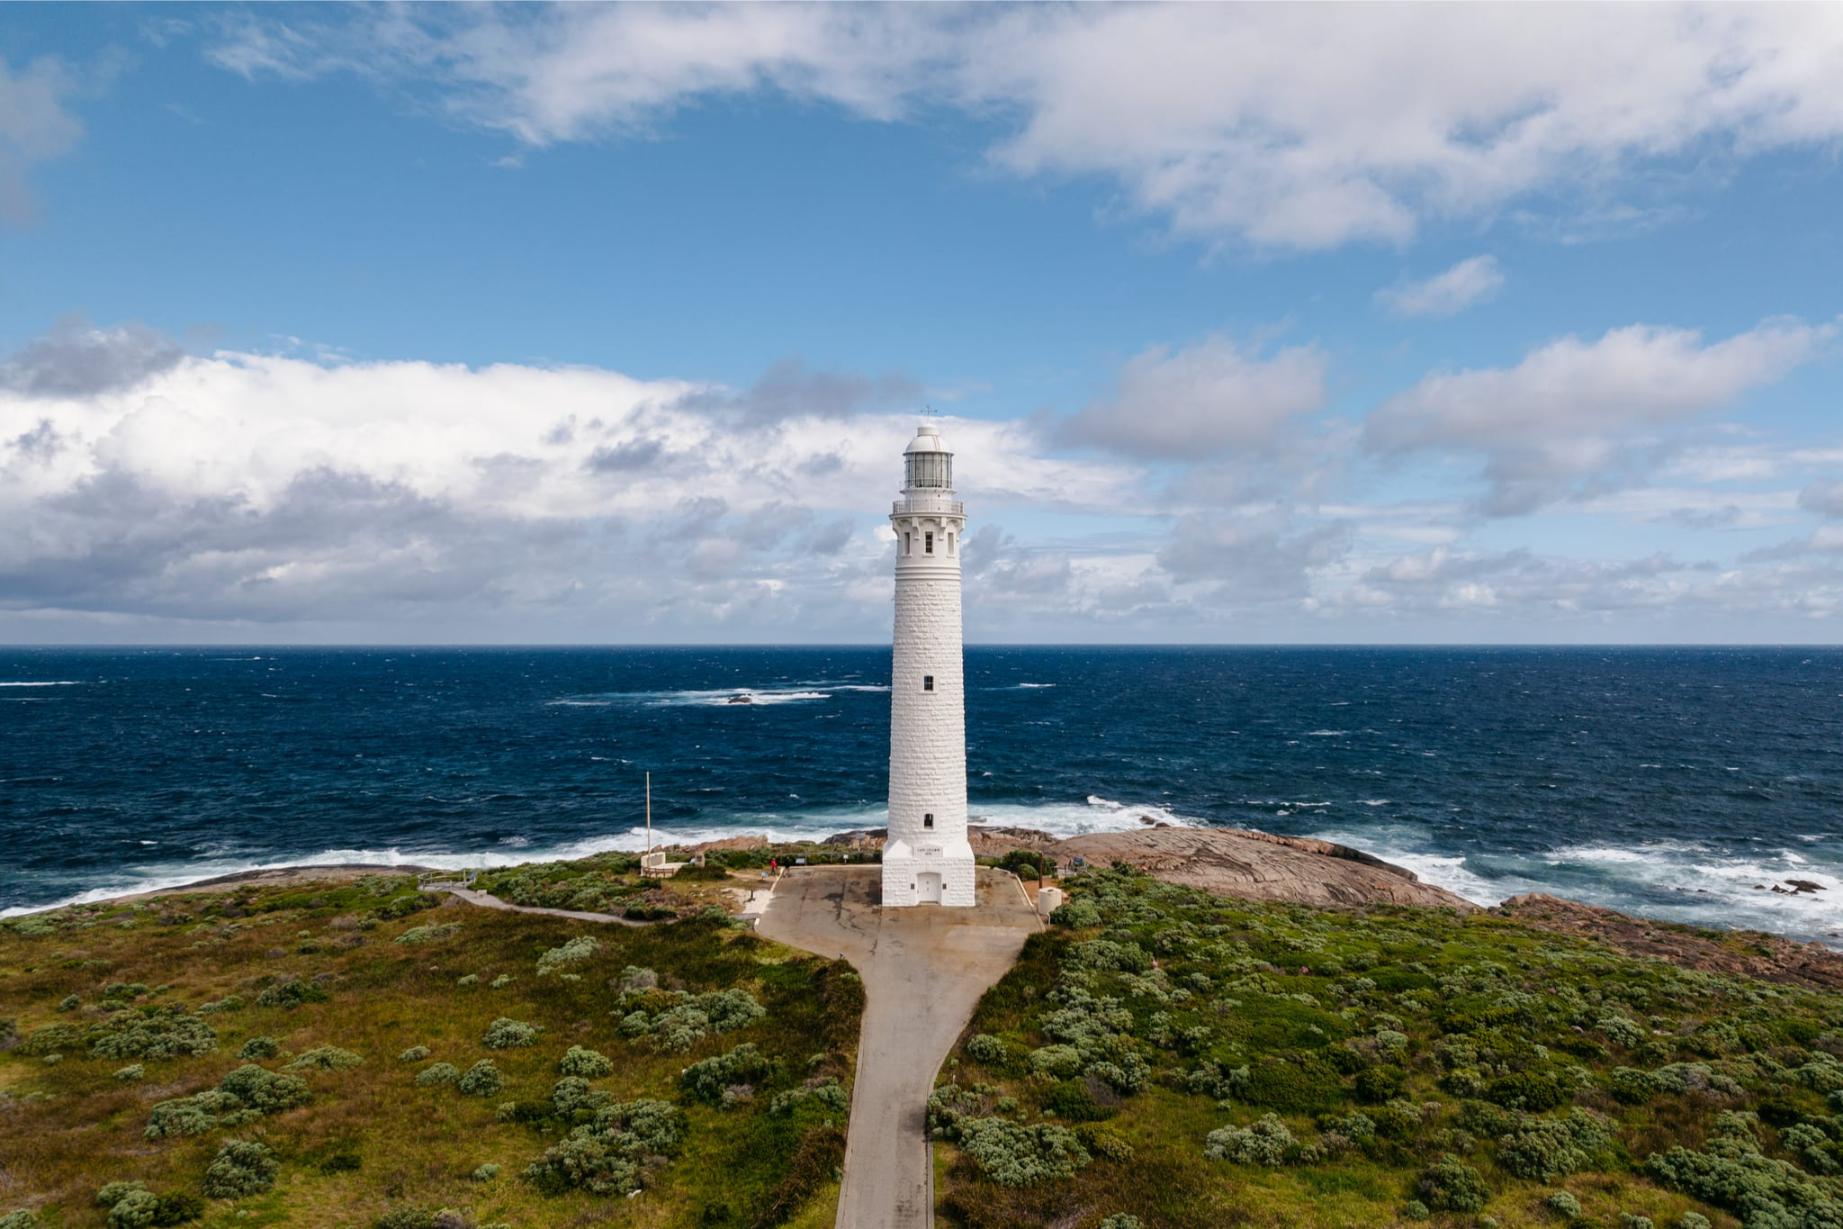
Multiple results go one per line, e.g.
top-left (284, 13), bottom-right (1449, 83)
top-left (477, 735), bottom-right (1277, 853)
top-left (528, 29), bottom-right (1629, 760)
top-left (0, 681), bottom-right (83, 688)
top-left (1303, 729), bottom-right (1347, 737)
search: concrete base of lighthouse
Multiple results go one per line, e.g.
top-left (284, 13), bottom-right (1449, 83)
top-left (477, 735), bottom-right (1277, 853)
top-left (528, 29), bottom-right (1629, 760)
top-left (880, 838), bottom-right (976, 907)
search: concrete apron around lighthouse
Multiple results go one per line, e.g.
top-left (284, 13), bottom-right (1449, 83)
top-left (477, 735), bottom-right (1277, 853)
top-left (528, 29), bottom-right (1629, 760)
top-left (884, 422), bottom-right (976, 908)
top-left (757, 866), bottom-right (1040, 1229)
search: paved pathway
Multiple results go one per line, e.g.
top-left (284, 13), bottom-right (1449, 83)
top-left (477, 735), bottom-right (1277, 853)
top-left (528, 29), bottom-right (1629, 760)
top-left (757, 866), bottom-right (1040, 1229)
top-left (428, 884), bottom-right (654, 926)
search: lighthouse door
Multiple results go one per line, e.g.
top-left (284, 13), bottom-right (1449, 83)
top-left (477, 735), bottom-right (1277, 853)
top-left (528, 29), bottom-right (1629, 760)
top-left (916, 872), bottom-right (943, 904)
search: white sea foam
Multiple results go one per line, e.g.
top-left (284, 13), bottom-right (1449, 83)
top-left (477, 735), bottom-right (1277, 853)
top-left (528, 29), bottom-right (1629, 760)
top-left (1303, 729), bottom-right (1347, 737)
top-left (831, 684), bottom-right (891, 693)
top-left (1016, 683), bottom-right (1056, 689)
top-left (554, 688), bottom-right (832, 708)
top-left (0, 681), bottom-right (83, 687)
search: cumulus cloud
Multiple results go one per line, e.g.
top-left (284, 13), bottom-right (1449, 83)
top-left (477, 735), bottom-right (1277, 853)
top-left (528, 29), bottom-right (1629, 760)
top-left (1377, 256), bottom-right (1505, 318)
top-left (205, 4), bottom-right (1843, 250)
top-left (1366, 318), bottom-right (1835, 514)
top-left (0, 317), bottom-right (185, 397)
top-left (0, 329), bottom-right (1141, 636)
top-left (0, 54), bottom-right (85, 223)
top-left (1062, 335), bottom-right (1327, 459)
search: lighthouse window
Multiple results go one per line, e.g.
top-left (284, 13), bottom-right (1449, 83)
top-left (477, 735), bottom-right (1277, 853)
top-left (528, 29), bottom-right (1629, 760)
top-left (947, 533), bottom-right (955, 555)
top-left (925, 531), bottom-right (934, 554)
top-left (923, 813), bottom-right (934, 829)
top-left (903, 531), bottom-right (912, 555)
top-left (923, 675), bottom-right (934, 691)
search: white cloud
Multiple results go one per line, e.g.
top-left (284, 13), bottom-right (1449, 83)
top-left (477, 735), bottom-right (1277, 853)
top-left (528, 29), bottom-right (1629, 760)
top-left (1062, 334), bottom-right (1327, 459)
top-left (1366, 318), bottom-right (1835, 514)
top-left (206, 4), bottom-right (1843, 249)
top-left (0, 332), bottom-right (1143, 636)
top-left (1377, 256), bottom-right (1505, 318)
top-left (0, 54), bottom-right (85, 223)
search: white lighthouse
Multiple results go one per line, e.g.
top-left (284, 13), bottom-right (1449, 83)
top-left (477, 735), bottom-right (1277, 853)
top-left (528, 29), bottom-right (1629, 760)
top-left (882, 423), bottom-right (976, 907)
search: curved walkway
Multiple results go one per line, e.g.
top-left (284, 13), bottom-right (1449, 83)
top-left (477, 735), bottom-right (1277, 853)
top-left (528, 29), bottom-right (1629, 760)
top-left (757, 866), bottom-right (1040, 1229)
top-left (427, 883), bottom-right (657, 926)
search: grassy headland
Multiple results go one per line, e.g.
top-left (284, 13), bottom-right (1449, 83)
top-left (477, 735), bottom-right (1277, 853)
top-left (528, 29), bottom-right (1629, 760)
top-left (0, 866), bottom-right (860, 1229)
top-left (933, 865), bottom-right (1843, 1229)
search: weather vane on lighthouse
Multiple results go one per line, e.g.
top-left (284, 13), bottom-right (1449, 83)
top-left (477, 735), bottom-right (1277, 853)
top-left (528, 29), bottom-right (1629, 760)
top-left (882, 422), bottom-right (976, 907)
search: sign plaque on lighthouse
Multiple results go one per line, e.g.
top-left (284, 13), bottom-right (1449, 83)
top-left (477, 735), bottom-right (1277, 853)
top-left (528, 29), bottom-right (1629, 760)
top-left (882, 423), bottom-right (976, 907)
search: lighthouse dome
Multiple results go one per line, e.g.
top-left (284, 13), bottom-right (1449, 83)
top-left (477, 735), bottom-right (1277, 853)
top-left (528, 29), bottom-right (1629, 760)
top-left (903, 424), bottom-right (953, 490)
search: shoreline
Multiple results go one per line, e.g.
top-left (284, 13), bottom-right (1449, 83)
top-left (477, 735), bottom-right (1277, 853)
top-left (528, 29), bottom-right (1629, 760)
top-left (9, 820), bottom-right (1841, 963)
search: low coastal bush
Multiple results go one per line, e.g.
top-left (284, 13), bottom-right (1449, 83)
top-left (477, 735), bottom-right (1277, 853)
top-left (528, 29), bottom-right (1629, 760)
top-left (415, 1062), bottom-right (460, 1087)
top-left (618, 987), bottom-right (765, 1052)
top-left (558, 1045), bottom-right (613, 1077)
top-left (522, 1099), bottom-right (686, 1195)
top-left (1416, 1154), bottom-right (1490, 1212)
top-left (536, 935), bottom-right (599, 976)
top-left (202, 1139), bottom-right (278, 1198)
top-left (458, 1060), bottom-right (503, 1097)
top-left (680, 1043), bottom-right (771, 1105)
top-left (397, 1044), bottom-right (430, 1062)
top-left (237, 1035), bottom-right (279, 1060)
top-left (393, 923), bottom-right (460, 946)
top-left (256, 976), bottom-right (328, 1009)
top-left (1205, 1113), bottom-right (1294, 1166)
top-left (88, 1007), bottom-right (217, 1060)
top-left (482, 1017), bottom-right (540, 1049)
top-left (956, 1117), bottom-right (1090, 1186)
top-left (145, 1064), bottom-right (309, 1138)
top-left (286, 1045), bottom-right (363, 1070)
top-left (965, 1033), bottom-right (1007, 1066)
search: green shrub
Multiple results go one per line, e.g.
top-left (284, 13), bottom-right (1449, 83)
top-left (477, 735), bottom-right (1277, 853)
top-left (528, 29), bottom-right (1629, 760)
top-left (680, 1044), bottom-right (771, 1105)
top-left (238, 1036), bottom-right (279, 1060)
top-left (1205, 1113), bottom-right (1295, 1165)
top-left (522, 1099), bottom-right (685, 1194)
top-left (219, 1063), bottom-right (312, 1113)
top-left (1029, 1044), bottom-right (1083, 1078)
top-left (20, 1024), bottom-right (78, 1056)
top-left (114, 1064), bottom-right (144, 1081)
top-left (1050, 899), bottom-right (1102, 928)
top-left (1544, 1191), bottom-right (1581, 1219)
top-left (284, 1045), bottom-right (363, 1071)
top-left (393, 923), bottom-right (460, 945)
top-left (1619, 1216), bottom-right (1653, 1229)
top-left (416, 1062), bottom-right (460, 1087)
top-left (558, 1045), bottom-right (613, 1078)
top-left (536, 935), bottom-right (600, 976)
top-left (144, 1064), bottom-right (308, 1138)
top-left (458, 1060), bottom-right (504, 1097)
top-left (0, 1209), bottom-right (39, 1229)
top-left (471, 1163), bottom-right (501, 1182)
top-left (482, 1017), bottom-right (540, 1049)
top-left (398, 1045), bottom-right (431, 1062)
top-left (1097, 1217), bottom-right (1142, 1229)
top-left (57, 994), bottom-right (79, 1012)
top-left (202, 1139), bottom-right (278, 1198)
top-left (1402, 1200), bottom-right (1430, 1221)
top-left (87, 1007), bottom-right (217, 1060)
top-left (956, 1117), bottom-right (1091, 1186)
top-left (965, 1033), bottom-right (1007, 1066)
top-left (256, 977), bottom-right (328, 1008)
top-left (1416, 1154), bottom-right (1490, 1213)
top-left (1498, 1110), bottom-right (1611, 1180)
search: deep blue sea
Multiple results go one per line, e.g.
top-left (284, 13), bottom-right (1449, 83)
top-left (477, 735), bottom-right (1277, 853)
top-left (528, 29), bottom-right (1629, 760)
top-left (2, 647), bottom-right (1840, 940)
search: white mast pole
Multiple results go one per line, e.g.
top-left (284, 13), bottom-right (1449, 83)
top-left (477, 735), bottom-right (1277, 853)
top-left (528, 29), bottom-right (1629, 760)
top-left (645, 771), bottom-right (653, 854)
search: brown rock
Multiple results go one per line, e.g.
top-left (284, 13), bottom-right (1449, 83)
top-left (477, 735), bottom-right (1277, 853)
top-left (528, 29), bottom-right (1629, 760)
top-left (1495, 893), bottom-right (1843, 991)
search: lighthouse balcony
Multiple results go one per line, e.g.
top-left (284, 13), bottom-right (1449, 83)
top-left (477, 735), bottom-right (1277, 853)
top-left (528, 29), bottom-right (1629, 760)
top-left (892, 499), bottom-right (964, 517)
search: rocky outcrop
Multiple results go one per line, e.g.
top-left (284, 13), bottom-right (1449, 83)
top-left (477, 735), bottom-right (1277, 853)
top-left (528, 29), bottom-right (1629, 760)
top-left (1495, 893), bottom-right (1843, 992)
top-left (1048, 826), bottom-right (1475, 910)
top-left (821, 823), bottom-right (1474, 911)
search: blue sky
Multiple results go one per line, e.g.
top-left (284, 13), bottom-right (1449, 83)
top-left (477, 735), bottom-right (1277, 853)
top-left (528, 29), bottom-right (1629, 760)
top-left (1, 3), bottom-right (1841, 643)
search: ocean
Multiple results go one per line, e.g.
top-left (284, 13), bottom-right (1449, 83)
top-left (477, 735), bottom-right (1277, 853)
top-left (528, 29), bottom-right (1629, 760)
top-left (2, 646), bottom-right (1840, 941)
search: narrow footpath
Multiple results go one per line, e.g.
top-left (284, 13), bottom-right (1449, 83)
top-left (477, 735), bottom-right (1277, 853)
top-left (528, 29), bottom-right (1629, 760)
top-left (757, 866), bottom-right (1040, 1229)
